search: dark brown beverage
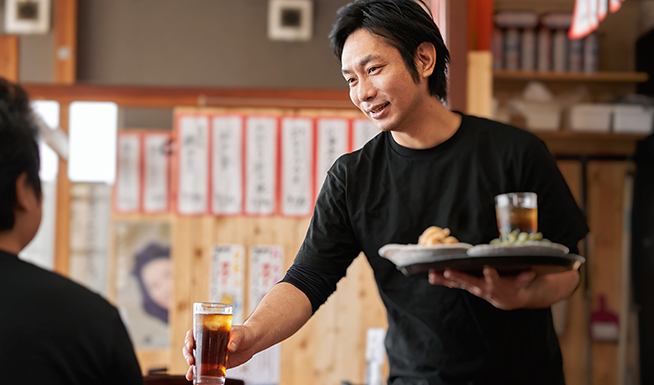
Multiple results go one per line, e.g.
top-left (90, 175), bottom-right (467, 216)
top-left (194, 312), bottom-right (232, 384)
top-left (496, 206), bottom-right (538, 236)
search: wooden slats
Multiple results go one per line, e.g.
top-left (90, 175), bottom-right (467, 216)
top-left (22, 83), bottom-right (354, 109)
top-left (53, 103), bottom-right (71, 275)
top-left (54, 0), bottom-right (78, 84)
top-left (0, 35), bottom-right (19, 82)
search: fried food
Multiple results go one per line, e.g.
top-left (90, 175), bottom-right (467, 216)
top-left (418, 226), bottom-right (459, 245)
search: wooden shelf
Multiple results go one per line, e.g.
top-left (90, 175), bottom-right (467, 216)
top-left (532, 130), bottom-right (647, 156)
top-left (494, 70), bottom-right (649, 83)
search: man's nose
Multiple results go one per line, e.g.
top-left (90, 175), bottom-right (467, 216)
top-left (357, 78), bottom-right (376, 102)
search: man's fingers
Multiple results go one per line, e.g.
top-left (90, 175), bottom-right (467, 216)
top-left (185, 329), bottom-right (195, 349)
top-left (186, 366), bottom-right (194, 381)
top-left (483, 266), bottom-right (500, 284)
top-left (515, 270), bottom-right (536, 288)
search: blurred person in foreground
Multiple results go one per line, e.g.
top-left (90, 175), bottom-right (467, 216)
top-left (0, 78), bottom-right (143, 385)
top-left (183, 0), bottom-right (588, 384)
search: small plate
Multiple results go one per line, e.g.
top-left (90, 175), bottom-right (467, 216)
top-left (466, 241), bottom-right (569, 257)
top-left (378, 243), bottom-right (474, 267)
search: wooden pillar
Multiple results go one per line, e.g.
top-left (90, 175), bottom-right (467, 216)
top-left (52, 0), bottom-right (77, 276)
top-left (0, 35), bottom-right (19, 82)
top-left (54, 0), bottom-right (77, 84)
top-left (466, 51), bottom-right (493, 118)
top-left (447, 0), bottom-right (468, 113)
top-left (53, 103), bottom-right (71, 275)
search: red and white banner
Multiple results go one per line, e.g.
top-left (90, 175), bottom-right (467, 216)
top-left (211, 245), bottom-right (246, 325)
top-left (211, 115), bottom-right (244, 216)
top-left (315, 117), bottom-right (349, 196)
top-left (115, 133), bottom-right (141, 213)
top-left (280, 117), bottom-right (314, 217)
top-left (143, 133), bottom-right (171, 213)
top-left (177, 115), bottom-right (210, 215)
top-left (352, 118), bottom-right (379, 151)
top-left (245, 116), bottom-right (278, 216)
top-left (570, 0), bottom-right (623, 40)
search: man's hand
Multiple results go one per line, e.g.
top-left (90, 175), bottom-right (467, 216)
top-left (428, 267), bottom-right (536, 310)
top-left (182, 325), bottom-right (257, 381)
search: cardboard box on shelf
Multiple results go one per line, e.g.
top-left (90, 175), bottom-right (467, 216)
top-left (519, 102), bottom-right (561, 131)
top-left (569, 104), bottom-right (613, 133)
top-left (613, 105), bottom-right (654, 134)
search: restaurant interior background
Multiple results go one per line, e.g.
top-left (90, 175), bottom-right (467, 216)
top-left (2, 0), bottom-right (654, 384)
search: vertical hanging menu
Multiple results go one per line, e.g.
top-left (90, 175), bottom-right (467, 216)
top-left (212, 115), bottom-right (243, 216)
top-left (245, 116), bottom-right (278, 216)
top-left (115, 133), bottom-right (141, 212)
top-left (143, 133), bottom-right (171, 213)
top-left (177, 115), bottom-right (209, 215)
top-left (281, 117), bottom-right (313, 216)
top-left (316, 118), bottom-right (349, 195)
top-left (352, 118), bottom-right (379, 151)
top-left (210, 245), bottom-right (246, 325)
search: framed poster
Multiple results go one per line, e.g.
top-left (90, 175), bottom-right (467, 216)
top-left (113, 221), bottom-right (172, 348)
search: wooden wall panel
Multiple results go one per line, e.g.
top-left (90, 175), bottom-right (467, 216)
top-left (556, 160), bottom-right (588, 385)
top-left (166, 215), bottom-right (388, 385)
top-left (54, 0), bottom-right (77, 84)
top-left (587, 161), bottom-right (630, 385)
top-left (0, 35), bottom-right (19, 82)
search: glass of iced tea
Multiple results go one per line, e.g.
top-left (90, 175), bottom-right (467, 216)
top-left (494, 192), bottom-right (538, 240)
top-left (193, 302), bottom-right (233, 385)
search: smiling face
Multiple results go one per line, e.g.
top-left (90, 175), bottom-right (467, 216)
top-left (141, 257), bottom-right (172, 310)
top-left (341, 28), bottom-right (432, 134)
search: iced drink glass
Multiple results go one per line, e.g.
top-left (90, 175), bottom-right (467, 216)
top-left (495, 192), bottom-right (538, 240)
top-left (193, 302), bottom-right (233, 385)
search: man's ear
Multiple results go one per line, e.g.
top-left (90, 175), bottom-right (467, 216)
top-left (14, 172), bottom-right (38, 212)
top-left (415, 42), bottom-right (436, 79)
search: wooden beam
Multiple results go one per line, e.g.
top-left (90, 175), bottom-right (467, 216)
top-left (447, 0), bottom-right (468, 112)
top-left (22, 84), bottom-right (354, 109)
top-left (53, 103), bottom-right (71, 275)
top-left (466, 51), bottom-right (493, 118)
top-left (54, 0), bottom-right (77, 84)
top-left (0, 35), bottom-right (19, 82)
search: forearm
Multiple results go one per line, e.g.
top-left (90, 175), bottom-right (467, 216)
top-left (523, 270), bottom-right (580, 309)
top-left (244, 282), bottom-right (313, 354)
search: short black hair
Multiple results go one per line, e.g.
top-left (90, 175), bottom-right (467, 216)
top-left (0, 78), bottom-right (42, 231)
top-left (329, 0), bottom-right (450, 102)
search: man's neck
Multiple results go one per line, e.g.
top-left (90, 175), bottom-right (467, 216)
top-left (0, 231), bottom-right (23, 255)
top-left (391, 101), bottom-right (462, 150)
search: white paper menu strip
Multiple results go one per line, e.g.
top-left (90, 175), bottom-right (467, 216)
top-left (233, 245), bottom-right (284, 385)
top-left (245, 116), bottom-right (277, 215)
top-left (249, 245), bottom-right (285, 311)
top-left (352, 118), bottom-right (379, 151)
top-left (143, 134), bottom-right (170, 213)
top-left (177, 115), bottom-right (209, 215)
top-left (212, 116), bottom-right (243, 215)
top-left (210, 245), bottom-right (246, 325)
top-left (316, 118), bottom-right (348, 194)
top-left (115, 134), bottom-right (141, 212)
top-left (281, 117), bottom-right (313, 216)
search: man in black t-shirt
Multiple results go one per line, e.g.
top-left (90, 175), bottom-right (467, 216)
top-left (0, 78), bottom-right (144, 385)
top-left (183, 1), bottom-right (588, 384)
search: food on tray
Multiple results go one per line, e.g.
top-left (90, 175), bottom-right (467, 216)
top-left (418, 226), bottom-right (459, 245)
top-left (490, 229), bottom-right (551, 245)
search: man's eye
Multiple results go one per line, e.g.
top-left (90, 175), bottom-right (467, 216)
top-left (346, 78), bottom-right (356, 85)
top-left (368, 66), bottom-right (380, 74)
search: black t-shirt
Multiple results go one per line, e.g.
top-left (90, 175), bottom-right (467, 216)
top-left (0, 250), bottom-right (144, 385)
top-left (282, 114), bottom-right (589, 385)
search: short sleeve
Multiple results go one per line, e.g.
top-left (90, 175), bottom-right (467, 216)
top-left (294, 165), bottom-right (362, 278)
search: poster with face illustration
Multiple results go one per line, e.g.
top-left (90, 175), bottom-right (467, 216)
top-left (112, 221), bottom-right (172, 348)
